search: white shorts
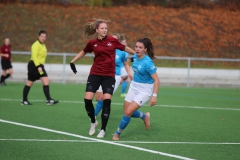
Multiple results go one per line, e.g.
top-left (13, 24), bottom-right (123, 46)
top-left (121, 67), bottom-right (128, 77)
top-left (97, 75), bottom-right (121, 93)
top-left (124, 81), bottom-right (154, 107)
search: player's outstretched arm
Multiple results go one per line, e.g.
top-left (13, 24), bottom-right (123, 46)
top-left (149, 73), bottom-right (160, 106)
top-left (125, 46), bottom-right (135, 55)
top-left (70, 50), bottom-right (86, 74)
top-left (71, 50), bottom-right (86, 63)
top-left (123, 61), bottom-right (133, 80)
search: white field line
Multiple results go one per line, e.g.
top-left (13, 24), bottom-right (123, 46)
top-left (117, 141), bottom-right (240, 145)
top-left (0, 139), bottom-right (95, 142)
top-left (0, 119), bottom-right (195, 160)
top-left (1, 98), bottom-right (240, 111)
top-left (0, 139), bottom-right (239, 145)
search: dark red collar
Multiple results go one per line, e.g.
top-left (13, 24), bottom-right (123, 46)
top-left (97, 35), bottom-right (107, 41)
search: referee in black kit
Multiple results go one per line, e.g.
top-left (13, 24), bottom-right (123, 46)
top-left (21, 30), bottom-right (58, 105)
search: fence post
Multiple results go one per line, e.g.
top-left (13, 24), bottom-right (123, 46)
top-left (62, 54), bottom-right (66, 84)
top-left (187, 58), bottom-right (191, 87)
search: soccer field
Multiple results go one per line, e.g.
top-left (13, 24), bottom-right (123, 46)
top-left (0, 83), bottom-right (239, 160)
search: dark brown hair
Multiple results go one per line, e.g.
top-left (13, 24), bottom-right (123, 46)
top-left (137, 38), bottom-right (155, 59)
top-left (38, 30), bottom-right (47, 36)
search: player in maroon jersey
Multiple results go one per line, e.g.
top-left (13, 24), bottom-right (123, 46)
top-left (70, 18), bottom-right (135, 138)
top-left (0, 38), bottom-right (13, 86)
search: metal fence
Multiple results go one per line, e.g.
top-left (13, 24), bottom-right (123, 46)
top-left (10, 51), bottom-right (240, 87)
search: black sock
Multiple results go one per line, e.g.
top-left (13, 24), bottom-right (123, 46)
top-left (0, 75), bottom-right (4, 82)
top-left (43, 85), bottom-right (51, 101)
top-left (101, 99), bottom-right (111, 131)
top-left (5, 73), bottom-right (10, 80)
top-left (23, 85), bottom-right (31, 101)
top-left (84, 98), bottom-right (95, 123)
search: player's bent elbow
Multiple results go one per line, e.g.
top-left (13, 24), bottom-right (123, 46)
top-left (157, 79), bottom-right (160, 86)
top-left (154, 79), bottom-right (160, 88)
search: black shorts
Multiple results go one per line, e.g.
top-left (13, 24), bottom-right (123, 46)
top-left (86, 75), bottom-right (116, 95)
top-left (1, 60), bottom-right (12, 70)
top-left (27, 61), bottom-right (48, 81)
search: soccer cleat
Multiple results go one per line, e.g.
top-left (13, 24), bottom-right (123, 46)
top-left (89, 121), bottom-right (98, 136)
top-left (46, 99), bottom-right (59, 105)
top-left (112, 133), bottom-right (120, 141)
top-left (143, 112), bottom-right (150, 130)
top-left (21, 101), bottom-right (32, 105)
top-left (0, 82), bottom-right (6, 86)
top-left (97, 129), bottom-right (105, 138)
top-left (120, 93), bottom-right (126, 97)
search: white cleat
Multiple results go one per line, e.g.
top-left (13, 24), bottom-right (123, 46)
top-left (89, 120), bottom-right (98, 136)
top-left (143, 112), bottom-right (150, 130)
top-left (97, 129), bottom-right (105, 138)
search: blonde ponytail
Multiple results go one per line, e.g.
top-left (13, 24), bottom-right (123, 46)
top-left (84, 18), bottom-right (110, 36)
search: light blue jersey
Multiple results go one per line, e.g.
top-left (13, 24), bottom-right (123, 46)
top-left (132, 54), bottom-right (157, 84)
top-left (115, 49), bottom-right (127, 75)
top-left (120, 51), bottom-right (129, 68)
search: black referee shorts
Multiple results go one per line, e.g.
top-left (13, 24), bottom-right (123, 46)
top-left (27, 61), bottom-right (48, 82)
top-left (86, 75), bottom-right (116, 95)
top-left (1, 60), bottom-right (12, 70)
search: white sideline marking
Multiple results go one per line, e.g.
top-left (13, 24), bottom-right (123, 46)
top-left (0, 119), bottom-right (195, 160)
top-left (117, 141), bottom-right (240, 145)
top-left (0, 139), bottom-right (95, 142)
top-left (0, 139), bottom-right (239, 145)
top-left (1, 98), bottom-right (240, 111)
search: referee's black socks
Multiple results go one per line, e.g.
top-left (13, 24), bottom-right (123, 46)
top-left (0, 74), bottom-right (11, 82)
top-left (43, 85), bottom-right (51, 100)
top-left (101, 99), bottom-right (111, 131)
top-left (5, 73), bottom-right (10, 79)
top-left (23, 85), bottom-right (31, 101)
top-left (84, 98), bottom-right (95, 123)
top-left (0, 75), bottom-right (4, 82)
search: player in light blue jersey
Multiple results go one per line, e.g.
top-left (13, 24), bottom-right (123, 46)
top-left (93, 33), bottom-right (133, 138)
top-left (120, 38), bottom-right (129, 97)
top-left (112, 38), bottom-right (160, 141)
top-left (115, 50), bottom-right (128, 76)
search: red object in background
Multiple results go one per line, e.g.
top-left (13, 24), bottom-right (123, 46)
top-left (1, 44), bottom-right (11, 61)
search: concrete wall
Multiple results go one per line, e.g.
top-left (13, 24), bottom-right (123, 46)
top-left (6, 62), bottom-right (240, 88)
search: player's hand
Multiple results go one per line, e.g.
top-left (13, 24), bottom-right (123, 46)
top-left (149, 96), bottom-right (157, 107)
top-left (38, 67), bottom-right (44, 75)
top-left (5, 54), bottom-right (9, 58)
top-left (70, 63), bottom-right (77, 74)
top-left (128, 74), bottom-right (133, 81)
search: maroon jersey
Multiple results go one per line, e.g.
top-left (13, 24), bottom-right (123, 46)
top-left (83, 36), bottom-right (125, 77)
top-left (1, 44), bottom-right (11, 61)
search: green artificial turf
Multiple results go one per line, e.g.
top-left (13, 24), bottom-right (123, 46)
top-left (0, 83), bottom-right (239, 160)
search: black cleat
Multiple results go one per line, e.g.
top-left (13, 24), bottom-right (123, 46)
top-left (46, 99), bottom-right (59, 106)
top-left (21, 101), bottom-right (32, 105)
top-left (0, 82), bottom-right (6, 86)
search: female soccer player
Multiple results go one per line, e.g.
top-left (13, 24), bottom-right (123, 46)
top-left (94, 33), bottom-right (132, 121)
top-left (0, 38), bottom-right (13, 86)
top-left (119, 37), bottom-right (130, 97)
top-left (21, 30), bottom-right (58, 105)
top-left (70, 19), bottom-right (135, 138)
top-left (112, 38), bottom-right (160, 141)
